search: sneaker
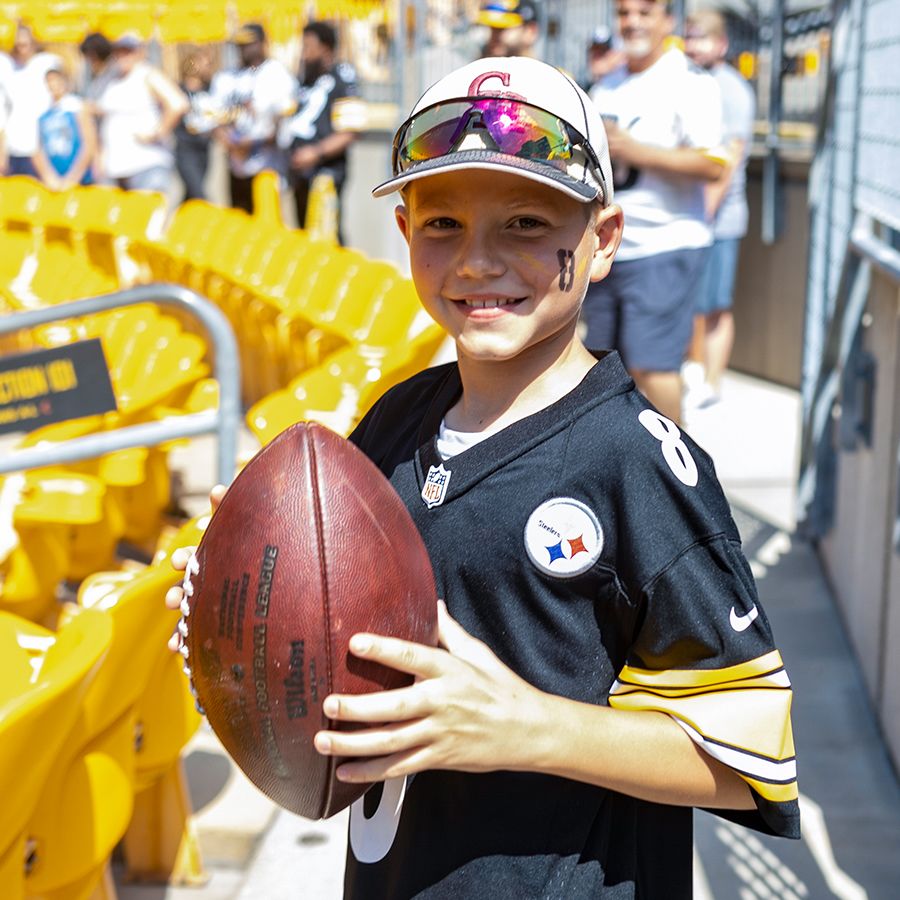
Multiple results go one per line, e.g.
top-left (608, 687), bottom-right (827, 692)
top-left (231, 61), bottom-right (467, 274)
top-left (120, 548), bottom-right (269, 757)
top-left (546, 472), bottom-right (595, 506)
top-left (684, 380), bottom-right (720, 410)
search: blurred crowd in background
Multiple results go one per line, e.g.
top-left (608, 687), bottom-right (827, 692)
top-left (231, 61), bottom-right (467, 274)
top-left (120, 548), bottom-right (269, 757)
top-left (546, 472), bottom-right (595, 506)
top-left (0, 18), bottom-right (365, 231)
top-left (0, 0), bottom-right (759, 420)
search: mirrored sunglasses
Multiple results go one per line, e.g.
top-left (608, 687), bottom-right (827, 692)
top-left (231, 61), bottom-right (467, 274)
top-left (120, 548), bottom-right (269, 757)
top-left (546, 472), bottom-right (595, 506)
top-left (392, 97), bottom-right (606, 198)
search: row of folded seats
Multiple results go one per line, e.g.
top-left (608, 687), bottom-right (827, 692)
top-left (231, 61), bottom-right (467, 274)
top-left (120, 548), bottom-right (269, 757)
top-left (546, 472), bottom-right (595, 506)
top-left (0, 179), bottom-right (216, 896)
top-left (130, 191), bottom-right (446, 418)
top-left (0, 175), bottom-right (446, 895)
top-left (0, 516), bottom-right (208, 899)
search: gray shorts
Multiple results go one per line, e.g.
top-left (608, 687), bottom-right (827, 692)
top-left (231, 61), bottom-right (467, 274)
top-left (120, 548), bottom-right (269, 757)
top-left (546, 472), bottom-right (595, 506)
top-left (581, 247), bottom-right (709, 372)
top-left (695, 238), bottom-right (740, 315)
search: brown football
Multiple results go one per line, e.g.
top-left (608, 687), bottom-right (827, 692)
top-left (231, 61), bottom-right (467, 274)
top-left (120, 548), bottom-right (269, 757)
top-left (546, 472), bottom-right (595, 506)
top-left (179, 422), bottom-right (438, 819)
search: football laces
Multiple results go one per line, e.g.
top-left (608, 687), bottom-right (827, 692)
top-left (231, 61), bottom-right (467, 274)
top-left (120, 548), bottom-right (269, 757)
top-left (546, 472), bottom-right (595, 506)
top-left (177, 552), bottom-right (205, 715)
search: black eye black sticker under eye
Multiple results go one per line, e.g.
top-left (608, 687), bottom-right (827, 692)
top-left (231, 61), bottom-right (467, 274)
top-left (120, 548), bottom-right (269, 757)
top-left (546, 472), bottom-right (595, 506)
top-left (557, 249), bottom-right (575, 291)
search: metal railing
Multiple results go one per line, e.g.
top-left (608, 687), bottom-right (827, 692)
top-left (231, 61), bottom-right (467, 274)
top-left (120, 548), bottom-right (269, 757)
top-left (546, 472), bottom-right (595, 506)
top-left (0, 284), bottom-right (241, 485)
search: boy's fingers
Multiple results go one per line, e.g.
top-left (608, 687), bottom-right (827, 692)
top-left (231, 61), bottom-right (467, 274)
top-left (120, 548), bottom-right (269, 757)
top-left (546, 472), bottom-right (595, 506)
top-left (170, 545), bottom-right (196, 571)
top-left (436, 601), bottom-right (497, 668)
top-left (165, 585), bottom-right (185, 610)
top-left (348, 633), bottom-right (446, 679)
top-left (322, 684), bottom-right (426, 724)
top-left (210, 484), bottom-right (227, 511)
top-left (315, 720), bottom-right (426, 759)
top-left (168, 630), bottom-right (183, 653)
top-left (334, 747), bottom-right (429, 784)
top-left (436, 600), bottom-right (469, 652)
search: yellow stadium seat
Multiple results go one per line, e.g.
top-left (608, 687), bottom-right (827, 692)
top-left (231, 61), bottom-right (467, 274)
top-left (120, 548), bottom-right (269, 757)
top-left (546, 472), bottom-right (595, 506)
top-left (63, 185), bottom-right (168, 287)
top-left (180, 207), bottom-right (253, 297)
top-left (97, 7), bottom-right (155, 42)
top-left (123, 517), bottom-right (208, 883)
top-left (0, 178), bottom-right (120, 306)
top-left (0, 469), bottom-right (120, 625)
top-left (137, 200), bottom-right (217, 285)
top-left (30, 468), bottom-right (125, 585)
top-left (268, 242), bottom-right (353, 385)
top-left (17, 222), bottom-right (113, 308)
top-left (251, 170), bottom-right (283, 226)
top-left (357, 278), bottom-right (435, 346)
top-left (0, 177), bottom-right (53, 305)
top-left (26, 4), bottom-right (90, 44)
top-left (0, 607), bottom-right (112, 900)
top-left (78, 515), bottom-right (208, 885)
top-left (157, 7), bottom-right (227, 43)
top-left (97, 447), bottom-right (171, 548)
top-left (14, 303), bottom-right (211, 557)
top-left (237, 238), bottom-right (336, 402)
top-left (240, 228), bottom-right (312, 302)
top-left (23, 544), bottom-right (198, 898)
top-left (246, 275), bottom-right (445, 445)
top-left (303, 259), bottom-right (402, 364)
top-left (32, 304), bottom-right (210, 419)
top-left (0, 510), bottom-right (68, 628)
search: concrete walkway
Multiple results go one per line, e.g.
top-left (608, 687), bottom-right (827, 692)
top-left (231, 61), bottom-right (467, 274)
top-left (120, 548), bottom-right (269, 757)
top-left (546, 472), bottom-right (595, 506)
top-left (116, 369), bottom-right (900, 899)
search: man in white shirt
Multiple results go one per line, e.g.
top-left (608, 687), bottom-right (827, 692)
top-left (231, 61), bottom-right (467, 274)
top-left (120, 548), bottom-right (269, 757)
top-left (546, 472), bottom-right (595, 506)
top-left (684, 10), bottom-right (756, 408)
top-left (210, 23), bottom-right (297, 213)
top-left (584, 0), bottom-right (725, 422)
top-left (0, 24), bottom-right (60, 176)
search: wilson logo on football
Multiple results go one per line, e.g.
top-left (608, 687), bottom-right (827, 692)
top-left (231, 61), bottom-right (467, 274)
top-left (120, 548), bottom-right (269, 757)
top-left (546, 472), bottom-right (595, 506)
top-left (524, 497), bottom-right (603, 578)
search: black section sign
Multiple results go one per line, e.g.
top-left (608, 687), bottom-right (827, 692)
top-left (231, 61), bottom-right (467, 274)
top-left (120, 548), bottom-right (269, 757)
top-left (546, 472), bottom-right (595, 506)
top-left (0, 338), bottom-right (117, 434)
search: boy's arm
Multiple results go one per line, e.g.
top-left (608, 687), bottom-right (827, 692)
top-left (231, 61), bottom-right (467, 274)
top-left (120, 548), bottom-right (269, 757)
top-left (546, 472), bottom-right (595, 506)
top-left (315, 603), bottom-right (754, 811)
top-left (63, 104), bottom-right (98, 187)
top-left (32, 146), bottom-right (60, 189)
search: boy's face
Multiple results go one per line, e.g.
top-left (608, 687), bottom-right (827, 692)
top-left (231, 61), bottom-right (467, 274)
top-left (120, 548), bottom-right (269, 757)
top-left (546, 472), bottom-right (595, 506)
top-left (395, 170), bottom-right (621, 365)
top-left (46, 71), bottom-right (67, 101)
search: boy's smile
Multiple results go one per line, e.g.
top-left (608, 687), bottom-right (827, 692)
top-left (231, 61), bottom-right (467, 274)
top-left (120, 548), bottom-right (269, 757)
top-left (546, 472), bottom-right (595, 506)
top-left (396, 170), bottom-right (620, 367)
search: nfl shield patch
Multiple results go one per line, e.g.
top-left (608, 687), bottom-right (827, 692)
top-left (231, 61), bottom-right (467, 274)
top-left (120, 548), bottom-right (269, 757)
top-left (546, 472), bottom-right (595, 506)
top-left (421, 463), bottom-right (451, 508)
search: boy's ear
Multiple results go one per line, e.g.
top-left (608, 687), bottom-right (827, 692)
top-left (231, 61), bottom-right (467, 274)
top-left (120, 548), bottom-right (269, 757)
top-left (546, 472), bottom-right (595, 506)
top-left (394, 204), bottom-right (411, 245)
top-left (589, 204), bottom-right (624, 283)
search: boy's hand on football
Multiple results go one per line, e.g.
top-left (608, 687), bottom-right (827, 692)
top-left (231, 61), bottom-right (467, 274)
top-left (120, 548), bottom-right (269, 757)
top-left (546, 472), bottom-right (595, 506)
top-left (314, 601), bottom-right (552, 782)
top-left (165, 484), bottom-right (227, 651)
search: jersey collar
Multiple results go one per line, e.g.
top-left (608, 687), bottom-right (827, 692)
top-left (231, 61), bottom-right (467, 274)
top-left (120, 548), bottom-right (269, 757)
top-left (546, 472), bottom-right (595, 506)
top-left (414, 351), bottom-right (633, 505)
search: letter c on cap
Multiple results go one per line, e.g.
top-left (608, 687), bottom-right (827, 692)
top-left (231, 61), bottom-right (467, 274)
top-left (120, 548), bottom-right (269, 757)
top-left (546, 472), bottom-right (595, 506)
top-left (468, 71), bottom-right (510, 94)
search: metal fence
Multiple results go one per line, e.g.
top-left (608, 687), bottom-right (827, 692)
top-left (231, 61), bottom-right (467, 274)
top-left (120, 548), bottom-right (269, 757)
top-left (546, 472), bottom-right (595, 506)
top-left (798, 0), bottom-right (900, 535)
top-left (338, 0), bottom-right (832, 133)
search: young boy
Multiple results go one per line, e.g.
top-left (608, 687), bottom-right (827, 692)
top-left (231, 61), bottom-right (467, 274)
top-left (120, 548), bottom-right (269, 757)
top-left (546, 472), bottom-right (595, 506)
top-left (32, 64), bottom-right (97, 189)
top-left (170, 56), bottom-right (798, 898)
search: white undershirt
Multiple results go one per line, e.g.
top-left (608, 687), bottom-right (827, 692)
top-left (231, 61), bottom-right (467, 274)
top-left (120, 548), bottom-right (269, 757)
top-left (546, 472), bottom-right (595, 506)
top-left (436, 418), bottom-right (498, 460)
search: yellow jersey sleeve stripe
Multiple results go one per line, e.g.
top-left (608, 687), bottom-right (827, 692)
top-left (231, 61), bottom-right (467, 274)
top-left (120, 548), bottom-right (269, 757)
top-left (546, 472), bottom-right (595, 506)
top-left (614, 650), bottom-right (785, 689)
top-left (677, 721), bottom-right (799, 803)
top-left (611, 668), bottom-right (791, 699)
top-left (742, 776), bottom-right (800, 804)
top-left (609, 682), bottom-right (796, 760)
top-left (701, 147), bottom-right (729, 166)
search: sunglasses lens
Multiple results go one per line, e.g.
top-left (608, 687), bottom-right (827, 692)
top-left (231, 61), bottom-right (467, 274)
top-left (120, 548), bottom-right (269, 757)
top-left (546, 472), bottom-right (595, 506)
top-left (397, 99), bottom-right (577, 173)
top-left (402, 114), bottom-right (466, 163)
top-left (477, 101), bottom-right (572, 163)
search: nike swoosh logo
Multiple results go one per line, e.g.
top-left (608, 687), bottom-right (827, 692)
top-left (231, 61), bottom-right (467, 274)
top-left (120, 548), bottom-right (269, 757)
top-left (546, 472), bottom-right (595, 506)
top-left (730, 605), bottom-right (759, 632)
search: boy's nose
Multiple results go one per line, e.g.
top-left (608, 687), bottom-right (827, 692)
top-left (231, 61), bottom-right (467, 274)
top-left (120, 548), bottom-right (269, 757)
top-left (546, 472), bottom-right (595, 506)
top-left (455, 233), bottom-right (507, 279)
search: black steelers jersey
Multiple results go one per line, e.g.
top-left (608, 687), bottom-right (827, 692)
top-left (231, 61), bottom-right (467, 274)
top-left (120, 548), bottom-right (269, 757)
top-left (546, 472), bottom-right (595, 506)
top-left (344, 352), bottom-right (799, 900)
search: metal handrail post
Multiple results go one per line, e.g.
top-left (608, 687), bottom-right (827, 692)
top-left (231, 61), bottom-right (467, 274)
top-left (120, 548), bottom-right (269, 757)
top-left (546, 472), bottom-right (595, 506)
top-left (0, 284), bottom-right (241, 484)
top-left (762, 0), bottom-right (785, 245)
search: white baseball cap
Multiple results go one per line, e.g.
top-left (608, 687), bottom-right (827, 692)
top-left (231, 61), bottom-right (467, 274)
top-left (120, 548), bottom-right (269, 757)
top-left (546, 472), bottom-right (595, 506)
top-left (373, 56), bottom-right (613, 205)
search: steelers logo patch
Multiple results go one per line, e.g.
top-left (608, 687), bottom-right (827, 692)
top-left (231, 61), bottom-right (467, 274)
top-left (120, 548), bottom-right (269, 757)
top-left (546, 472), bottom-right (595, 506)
top-left (524, 498), bottom-right (604, 578)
